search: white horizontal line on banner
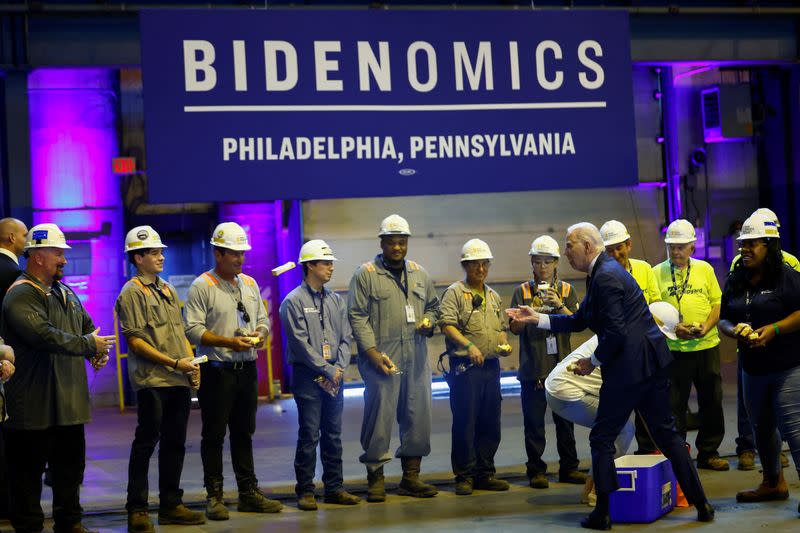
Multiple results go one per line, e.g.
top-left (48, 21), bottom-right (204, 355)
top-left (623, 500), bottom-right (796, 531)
top-left (183, 101), bottom-right (607, 113)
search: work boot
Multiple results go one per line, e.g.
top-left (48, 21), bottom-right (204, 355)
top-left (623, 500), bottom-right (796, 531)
top-left (454, 477), bottom-right (473, 495)
top-left (238, 484), bottom-right (283, 513)
top-left (367, 466), bottom-right (386, 502)
top-left (559, 470), bottom-right (588, 484)
top-left (158, 504), bottom-right (206, 525)
top-left (297, 493), bottom-right (318, 511)
top-left (323, 490), bottom-right (361, 505)
top-left (127, 511), bottom-right (155, 533)
top-left (529, 472), bottom-right (549, 489)
top-left (397, 457), bottom-right (438, 498)
top-left (697, 455), bottom-right (730, 471)
top-left (205, 481), bottom-right (229, 521)
top-left (737, 450), bottom-right (756, 471)
top-left (736, 470), bottom-right (789, 503)
top-left (474, 476), bottom-right (510, 491)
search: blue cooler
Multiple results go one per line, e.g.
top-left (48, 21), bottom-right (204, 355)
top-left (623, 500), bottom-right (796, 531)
top-left (609, 455), bottom-right (677, 523)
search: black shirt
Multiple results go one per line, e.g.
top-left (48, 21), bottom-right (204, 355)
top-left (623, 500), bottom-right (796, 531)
top-left (721, 264), bottom-right (800, 376)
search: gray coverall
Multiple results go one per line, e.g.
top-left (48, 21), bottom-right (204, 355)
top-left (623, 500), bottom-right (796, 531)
top-left (348, 254), bottom-right (440, 469)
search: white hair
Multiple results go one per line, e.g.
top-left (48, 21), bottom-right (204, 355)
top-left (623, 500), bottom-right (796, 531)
top-left (567, 222), bottom-right (604, 251)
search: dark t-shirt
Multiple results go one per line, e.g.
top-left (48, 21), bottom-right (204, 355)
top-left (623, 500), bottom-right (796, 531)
top-left (721, 264), bottom-right (800, 376)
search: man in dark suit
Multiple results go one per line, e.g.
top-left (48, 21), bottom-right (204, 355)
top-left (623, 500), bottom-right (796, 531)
top-left (0, 218), bottom-right (27, 303)
top-left (507, 223), bottom-right (713, 530)
top-left (0, 217), bottom-right (25, 519)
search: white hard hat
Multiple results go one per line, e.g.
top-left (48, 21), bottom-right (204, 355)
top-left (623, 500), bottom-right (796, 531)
top-left (210, 222), bottom-right (252, 251)
top-left (124, 225), bottom-right (168, 253)
top-left (460, 238), bottom-right (493, 262)
top-left (753, 207), bottom-right (780, 228)
top-left (298, 239), bottom-right (337, 263)
top-left (25, 223), bottom-right (71, 250)
top-left (528, 235), bottom-right (560, 258)
top-left (378, 214), bottom-right (411, 237)
top-left (664, 219), bottom-right (697, 244)
top-left (649, 301), bottom-right (679, 340)
top-left (737, 212), bottom-right (780, 241)
top-left (600, 220), bottom-right (631, 247)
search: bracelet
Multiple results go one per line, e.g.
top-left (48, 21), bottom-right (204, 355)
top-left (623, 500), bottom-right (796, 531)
top-left (173, 359), bottom-right (179, 369)
top-left (773, 323), bottom-right (781, 336)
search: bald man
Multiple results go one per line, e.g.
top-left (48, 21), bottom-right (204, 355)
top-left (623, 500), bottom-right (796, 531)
top-left (0, 218), bottom-right (28, 304)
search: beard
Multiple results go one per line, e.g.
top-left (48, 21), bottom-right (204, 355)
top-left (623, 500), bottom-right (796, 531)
top-left (53, 268), bottom-right (64, 281)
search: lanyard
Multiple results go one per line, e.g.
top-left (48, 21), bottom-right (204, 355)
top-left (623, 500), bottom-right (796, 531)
top-left (744, 288), bottom-right (755, 323)
top-left (307, 285), bottom-right (326, 332)
top-left (670, 259), bottom-right (691, 317)
top-left (382, 257), bottom-right (408, 299)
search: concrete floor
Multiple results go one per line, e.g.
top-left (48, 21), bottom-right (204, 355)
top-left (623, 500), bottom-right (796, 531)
top-left (3, 365), bottom-right (800, 532)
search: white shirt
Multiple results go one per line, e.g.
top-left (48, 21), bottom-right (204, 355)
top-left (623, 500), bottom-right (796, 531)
top-left (545, 335), bottom-right (603, 401)
top-left (0, 248), bottom-right (19, 265)
top-left (537, 251), bottom-right (601, 365)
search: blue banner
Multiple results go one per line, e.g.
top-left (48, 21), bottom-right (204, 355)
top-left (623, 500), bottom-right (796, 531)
top-left (140, 9), bottom-right (637, 202)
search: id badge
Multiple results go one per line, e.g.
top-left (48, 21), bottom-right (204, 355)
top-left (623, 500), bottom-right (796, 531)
top-left (322, 343), bottom-right (332, 360)
top-left (546, 335), bottom-right (558, 355)
top-left (405, 305), bottom-right (416, 324)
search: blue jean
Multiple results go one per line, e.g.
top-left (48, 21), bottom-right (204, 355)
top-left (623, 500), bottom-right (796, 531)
top-left (743, 365), bottom-right (800, 479)
top-left (448, 358), bottom-right (502, 481)
top-left (546, 392), bottom-right (634, 459)
top-left (292, 364), bottom-right (344, 496)
top-left (735, 356), bottom-right (756, 454)
top-left (521, 380), bottom-right (578, 477)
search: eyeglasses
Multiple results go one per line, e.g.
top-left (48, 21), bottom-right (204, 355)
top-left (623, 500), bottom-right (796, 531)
top-left (237, 301), bottom-right (251, 324)
top-left (532, 259), bottom-right (556, 267)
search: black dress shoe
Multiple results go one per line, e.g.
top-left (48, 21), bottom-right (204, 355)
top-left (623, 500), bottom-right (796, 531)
top-left (581, 510), bottom-right (612, 530)
top-left (696, 501), bottom-right (715, 522)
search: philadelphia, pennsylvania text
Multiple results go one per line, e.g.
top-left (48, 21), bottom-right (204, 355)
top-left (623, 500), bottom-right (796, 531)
top-left (222, 132), bottom-right (575, 163)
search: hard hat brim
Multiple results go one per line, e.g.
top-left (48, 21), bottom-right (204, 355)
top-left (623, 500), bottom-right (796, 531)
top-left (25, 243), bottom-right (71, 250)
top-left (379, 231), bottom-right (411, 237)
top-left (299, 256), bottom-right (338, 263)
top-left (124, 243), bottom-right (168, 253)
top-left (664, 237), bottom-right (697, 244)
top-left (660, 326), bottom-right (678, 340)
top-left (602, 235), bottom-right (631, 247)
top-left (210, 240), bottom-right (252, 252)
top-left (528, 251), bottom-right (560, 258)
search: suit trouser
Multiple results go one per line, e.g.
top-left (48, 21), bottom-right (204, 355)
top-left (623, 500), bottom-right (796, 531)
top-left (197, 362), bottom-right (259, 491)
top-left (448, 358), bottom-right (502, 481)
top-left (591, 368), bottom-right (706, 504)
top-left (126, 386), bottom-right (191, 512)
top-left (5, 424), bottom-right (85, 533)
top-left (358, 352), bottom-right (432, 470)
top-left (292, 364), bottom-right (345, 496)
top-left (521, 381), bottom-right (579, 477)
top-left (0, 422), bottom-right (9, 517)
top-left (669, 346), bottom-right (725, 461)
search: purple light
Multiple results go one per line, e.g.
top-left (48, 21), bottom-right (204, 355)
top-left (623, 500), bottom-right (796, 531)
top-left (673, 66), bottom-right (715, 83)
top-left (28, 69), bottom-right (123, 378)
top-left (656, 136), bottom-right (665, 144)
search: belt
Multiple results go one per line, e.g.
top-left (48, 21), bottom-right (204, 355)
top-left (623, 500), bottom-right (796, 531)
top-left (207, 360), bottom-right (256, 370)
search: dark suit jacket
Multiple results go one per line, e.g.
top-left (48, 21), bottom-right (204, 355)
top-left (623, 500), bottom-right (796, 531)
top-left (0, 253), bottom-right (21, 306)
top-left (549, 252), bottom-right (673, 386)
